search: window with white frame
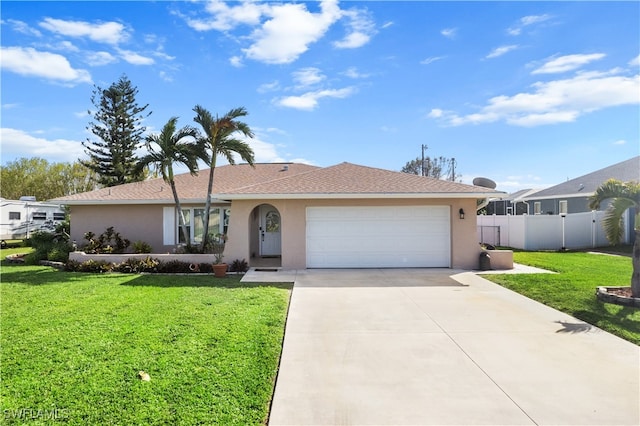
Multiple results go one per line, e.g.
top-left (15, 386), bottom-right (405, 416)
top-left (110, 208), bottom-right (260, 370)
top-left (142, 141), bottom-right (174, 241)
top-left (534, 202), bottom-right (542, 215)
top-left (559, 200), bottom-right (568, 215)
top-left (177, 208), bottom-right (222, 244)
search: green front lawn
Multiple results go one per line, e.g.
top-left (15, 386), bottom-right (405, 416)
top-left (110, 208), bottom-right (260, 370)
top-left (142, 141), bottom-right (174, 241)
top-left (483, 251), bottom-right (640, 345)
top-left (1, 257), bottom-right (292, 425)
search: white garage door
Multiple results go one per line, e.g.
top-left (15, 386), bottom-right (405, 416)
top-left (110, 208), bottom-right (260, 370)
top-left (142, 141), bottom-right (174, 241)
top-left (306, 206), bottom-right (450, 268)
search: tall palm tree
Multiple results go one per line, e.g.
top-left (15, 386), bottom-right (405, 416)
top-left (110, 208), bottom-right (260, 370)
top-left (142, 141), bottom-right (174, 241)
top-left (137, 117), bottom-right (200, 246)
top-left (589, 179), bottom-right (640, 297)
top-left (192, 105), bottom-right (255, 253)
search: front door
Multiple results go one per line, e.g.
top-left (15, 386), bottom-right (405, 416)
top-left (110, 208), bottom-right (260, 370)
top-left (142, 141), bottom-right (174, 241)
top-left (259, 205), bottom-right (281, 256)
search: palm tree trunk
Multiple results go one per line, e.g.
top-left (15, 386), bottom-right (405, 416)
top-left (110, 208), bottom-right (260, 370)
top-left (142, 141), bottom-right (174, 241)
top-left (632, 230), bottom-right (640, 298)
top-left (200, 156), bottom-right (217, 253)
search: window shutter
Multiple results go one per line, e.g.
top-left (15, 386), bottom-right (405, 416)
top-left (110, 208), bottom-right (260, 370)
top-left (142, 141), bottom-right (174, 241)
top-left (163, 207), bottom-right (176, 245)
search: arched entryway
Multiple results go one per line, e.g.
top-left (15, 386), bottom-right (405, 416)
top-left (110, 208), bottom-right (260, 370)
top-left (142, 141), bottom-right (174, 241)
top-left (249, 204), bottom-right (282, 268)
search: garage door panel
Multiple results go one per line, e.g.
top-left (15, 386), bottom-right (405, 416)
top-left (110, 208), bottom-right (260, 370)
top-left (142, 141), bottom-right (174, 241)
top-left (306, 206), bottom-right (450, 268)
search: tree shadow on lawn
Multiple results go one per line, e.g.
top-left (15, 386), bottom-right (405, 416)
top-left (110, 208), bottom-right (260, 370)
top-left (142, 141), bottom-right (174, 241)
top-left (0, 264), bottom-right (292, 290)
top-left (0, 266), bottom-right (139, 286)
top-left (571, 297), bottom-right (640, 337)
top-left (119, 274), bottom-right (293, 290)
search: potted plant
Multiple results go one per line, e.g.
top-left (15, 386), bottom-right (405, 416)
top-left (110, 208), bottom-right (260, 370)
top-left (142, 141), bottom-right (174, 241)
top-left (212, 252), bottom-right (227, 277)
top-left (211, 233), bottom-right (227, 278)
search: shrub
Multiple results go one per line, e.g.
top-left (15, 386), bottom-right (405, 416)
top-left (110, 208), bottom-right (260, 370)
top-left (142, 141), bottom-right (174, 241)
top-left (112, 257), bottom-right (160, 274)
top-left (229, 259), bottom-right (249, 273)
top-left (25, 230), bottom-right (72, 264)
top-left (132, 240), bottom-right (152, 254)
top-left (76, 259), bottom-right (111, 273)
top-left (82, 227), bottom-right (130, 254)
top-left (156, 260), bottom-right (192, 274)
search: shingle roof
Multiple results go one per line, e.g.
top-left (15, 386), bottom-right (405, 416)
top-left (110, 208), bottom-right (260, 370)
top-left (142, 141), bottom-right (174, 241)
top-left (525, 156), bottom-right (640, 199)
top-left (214, 162), bottom-right (503, 199)
top-left (53, 162), bottom-right (503, 204)
top-left (52, 163), bottom-right (319, 204)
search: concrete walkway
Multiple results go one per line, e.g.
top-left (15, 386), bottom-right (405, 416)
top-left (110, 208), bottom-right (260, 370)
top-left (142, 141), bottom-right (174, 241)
top-left (263, 268), bottom-right (640, 426)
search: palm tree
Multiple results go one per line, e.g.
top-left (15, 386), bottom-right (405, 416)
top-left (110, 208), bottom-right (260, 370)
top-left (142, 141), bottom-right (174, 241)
top-left (192, 105), bottom-right (255, 253)
top-left (137, 117), bottom-right (200, 246)
top-left (589, 179), bottom-right (640, 297)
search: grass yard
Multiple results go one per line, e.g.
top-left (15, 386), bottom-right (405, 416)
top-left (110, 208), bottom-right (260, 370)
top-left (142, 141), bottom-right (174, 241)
top-left (1, 251), bottom-right (292, 425)
top-left (483, 251), bottom-right (640, 345)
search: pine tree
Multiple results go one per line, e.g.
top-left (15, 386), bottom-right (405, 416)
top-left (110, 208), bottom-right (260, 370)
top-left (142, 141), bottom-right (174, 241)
top-left (81, 75), bottom-right (151, 187)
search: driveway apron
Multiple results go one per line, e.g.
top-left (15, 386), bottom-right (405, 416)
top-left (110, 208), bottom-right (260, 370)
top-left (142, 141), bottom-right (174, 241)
top-left (268, 269), bottom-right (640, 426)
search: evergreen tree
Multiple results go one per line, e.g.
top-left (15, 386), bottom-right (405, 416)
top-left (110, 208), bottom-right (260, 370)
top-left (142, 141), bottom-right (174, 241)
top-left (81, 75), bottom-right (151, 187)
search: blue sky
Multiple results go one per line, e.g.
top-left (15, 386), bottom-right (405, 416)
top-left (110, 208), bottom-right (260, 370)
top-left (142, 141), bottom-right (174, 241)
top-left (1, 0), bottom-right (639, 193)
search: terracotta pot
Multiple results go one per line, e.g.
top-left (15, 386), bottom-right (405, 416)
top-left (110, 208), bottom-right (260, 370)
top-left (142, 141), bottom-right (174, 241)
top-left (212, 263), bottom-right (228, 278)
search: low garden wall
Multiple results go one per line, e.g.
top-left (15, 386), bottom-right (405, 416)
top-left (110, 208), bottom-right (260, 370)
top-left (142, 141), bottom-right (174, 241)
top-left (485, 249), bottom-right (514, 270)
top-left (69, 252), bottom-right (217, 265)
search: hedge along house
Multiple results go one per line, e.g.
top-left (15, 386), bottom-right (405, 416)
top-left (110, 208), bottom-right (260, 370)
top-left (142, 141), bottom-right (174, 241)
top-left (53, 162), bottom-right (504, 270)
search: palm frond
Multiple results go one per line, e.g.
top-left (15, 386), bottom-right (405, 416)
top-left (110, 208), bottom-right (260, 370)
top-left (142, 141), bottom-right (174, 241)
top-left (602, 197), bottom-right (635, 245)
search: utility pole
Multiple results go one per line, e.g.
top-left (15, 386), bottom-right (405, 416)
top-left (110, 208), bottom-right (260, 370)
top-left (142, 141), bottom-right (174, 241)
top-left (449, 157), bottom-right (456, 181)
top-left (421, 144), bottom-right (428, 176)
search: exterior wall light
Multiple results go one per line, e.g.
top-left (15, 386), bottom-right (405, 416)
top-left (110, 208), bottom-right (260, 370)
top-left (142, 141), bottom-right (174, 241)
top-left (459, 208), bottom-right (465, 219)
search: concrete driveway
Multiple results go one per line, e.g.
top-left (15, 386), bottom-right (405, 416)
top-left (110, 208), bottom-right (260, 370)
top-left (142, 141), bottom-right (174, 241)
top-left (262, 269), bottom-right (640, 426)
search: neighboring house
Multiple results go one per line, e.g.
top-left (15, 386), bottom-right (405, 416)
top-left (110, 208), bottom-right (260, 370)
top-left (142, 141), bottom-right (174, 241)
top-left (479, 156), bottom-right (639, 249)
top-left (485, 188), bottom-right (539, 216)
top-left (0, 197), bottom-right (66, 240)
top-left (526, 156), bottom-right (639, 215)
top-left (489, 156), bottom-right (639, 216)
top-left (53, 162), bottom-right (503, 270)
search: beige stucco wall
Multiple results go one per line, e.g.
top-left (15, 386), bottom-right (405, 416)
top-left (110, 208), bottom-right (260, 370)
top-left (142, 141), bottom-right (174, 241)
top-left (70, 203), bottom-right (230, 253)
top-left (70, 204), bottom-right (164, 252)
top-left (224, 198), bottom-right (482, 270)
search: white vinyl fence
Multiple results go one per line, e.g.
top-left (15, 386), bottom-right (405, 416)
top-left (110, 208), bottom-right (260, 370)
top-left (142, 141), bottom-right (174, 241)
top-left (477, 211), bottom-right (630, 250)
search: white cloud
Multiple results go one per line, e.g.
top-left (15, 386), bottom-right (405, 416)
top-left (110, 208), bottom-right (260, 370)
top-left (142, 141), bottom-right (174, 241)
top-left (229, 55), bottom-right (243, 67)
top-left (343, 67), bottom-right (370, 79)
top-left (381, 21), bottom-right (394, 29)
top-left (628, 54), bottom-right (640, 67)
top-left (334, 32), bottom-right (370, 49)
top-left (333, 8), bottom-right (375, 49)
top-left (420, 56), bottom-right (444, 65)
top-left (243, 0), bottom-right (342, 64)
top-left (485, 45), bottom-right (519, 59)
top-left (117, 49), bottom-right (155, 65)
top-left (441, 28), bottom-right (457, 39)
top-left (5, 19), bottom-right (42, 37)
top-left (85, 51), bottom-right (117, 66)
top-left (507, 14), bottom-right (552, 36)
top-left (39, 17), bottom-right (129, 45)
top-left (182, 0), bottom-right (372, 64)
top-left (429, 70), bottom-right (640, 127)
top-left (613, 139), bottom-right (627, 146)
top-left (275, 87), bottom-right (356, 111)
top-left (257, 80), bottom-right (280, 93)
top-left (51, 40), bottom-right (80, 52)
top-left (184, 0), bottom-right (266, 31)
top-left (0, 46), bottom-right (92, 85)
top-left (1, 128), bottom-right (85, 162)
top-left (532, 53), bottom-right (606, 74)
top-left (246, 136), bottom-right (286, 163)
top-left (292, 67), bottom-right (325, 87)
